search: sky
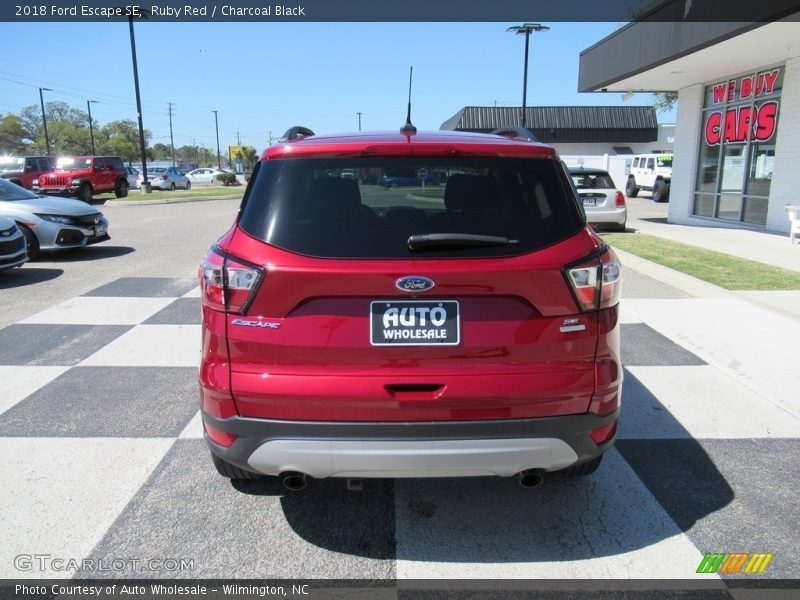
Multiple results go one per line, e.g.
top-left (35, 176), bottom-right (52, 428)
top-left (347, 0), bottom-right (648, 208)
top-left (0, 21), bottom-right (672, 154)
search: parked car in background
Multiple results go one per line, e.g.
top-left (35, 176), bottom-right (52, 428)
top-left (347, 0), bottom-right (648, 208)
top-left (0, 214), bottom-right (28, 270)
top-left (185, 168), bottom-right (229, 184)
top-left (379, 168), bottom-right (444, 188)
top-left (0, 177), bottom-right (109, 260)
top-left (33, 156), bottom-right (129, 202)
top-left (625, 153), bottom-right (672, 202)
top-left (125, 166), bottom-right (140, 190)
top-left (199, 126), bottom-right (622, 489)
top-left (569, 167), bottom-right (627, 231)
top-left (0, 156), bottom-right (56, 190)
top-left (138, 166), bottom-right (191, 191)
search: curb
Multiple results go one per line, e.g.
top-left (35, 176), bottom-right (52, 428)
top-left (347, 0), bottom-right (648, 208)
top-left (612, 248), bottom-right (729, 299)
top-left (612, 247), bottom-right (800, 322)
top-left (105, 194), bottom-right (242, 206)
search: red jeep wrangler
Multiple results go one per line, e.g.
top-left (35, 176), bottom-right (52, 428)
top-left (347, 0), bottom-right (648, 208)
top-left (0, 156), bottom-right (56, 190)
top-left (33, 156), bottom-right (129, 202)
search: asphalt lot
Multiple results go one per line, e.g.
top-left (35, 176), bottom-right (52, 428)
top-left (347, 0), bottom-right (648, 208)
top-left (1, 194), bottom-right (798, 582)
top-left (0, 198), bottom-right (239, 328)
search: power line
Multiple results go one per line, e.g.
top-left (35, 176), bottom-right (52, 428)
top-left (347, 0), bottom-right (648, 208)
top-left (0, 69), bottom-right (167, 108)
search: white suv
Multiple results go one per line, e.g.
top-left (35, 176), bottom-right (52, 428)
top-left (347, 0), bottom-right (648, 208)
top-left (625, 154), bottom-right (672, 202)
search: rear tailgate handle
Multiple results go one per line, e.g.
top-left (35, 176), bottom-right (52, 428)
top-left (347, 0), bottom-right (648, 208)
top-left (384, 384), bottom-right (445, 400)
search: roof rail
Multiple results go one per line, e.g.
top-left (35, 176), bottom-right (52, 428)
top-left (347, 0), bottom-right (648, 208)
top-left (279, 126), bottom-right (315, 142)
top-left (490, 126), bottom-right (539, 142)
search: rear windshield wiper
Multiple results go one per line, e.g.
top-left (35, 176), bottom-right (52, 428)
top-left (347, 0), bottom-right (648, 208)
top-left (407, 233), bottom-right (520, 252)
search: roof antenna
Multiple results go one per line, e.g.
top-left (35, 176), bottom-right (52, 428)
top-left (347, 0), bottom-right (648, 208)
top-left (400, 66), bottom-right (417, 134)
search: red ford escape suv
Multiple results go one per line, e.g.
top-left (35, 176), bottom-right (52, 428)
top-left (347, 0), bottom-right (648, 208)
top-left (199, 126), bottom-right (622, 490)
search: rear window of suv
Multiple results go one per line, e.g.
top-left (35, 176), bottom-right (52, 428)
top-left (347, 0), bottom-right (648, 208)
top-left (238, 157), bottom-right (584, 259)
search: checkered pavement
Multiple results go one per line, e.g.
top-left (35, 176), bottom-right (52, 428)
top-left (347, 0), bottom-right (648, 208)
top-left (0, 272), bottom-right (798, 581)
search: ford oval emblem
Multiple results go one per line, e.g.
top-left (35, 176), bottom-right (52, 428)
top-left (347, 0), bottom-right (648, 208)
top-left (396, 276), bottom-right (435, 293)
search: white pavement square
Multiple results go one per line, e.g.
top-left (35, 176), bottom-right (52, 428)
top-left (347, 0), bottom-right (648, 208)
top-left (394, 449), bottom-right (707, 579)
top-left (621, 366), bottom-right (800, 439)
top-left (182, 287), bottom-right (201, 298)
top-left (624, 298), bottom-right (800, 419)
top-left (0, 437), bottom-right (173, 578)
top-left (178, 411), bottom-right (203, 439)
top-left (19, 297), bottom-right (176, 326)
top-left (0, 366), bottom-right (69, 416)
top-left (618, 303), bottom-right (644, 324)
top-left (79, 325), bottom-right (202, 367)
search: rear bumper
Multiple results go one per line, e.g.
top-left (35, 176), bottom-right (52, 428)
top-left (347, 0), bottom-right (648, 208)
top-left (203, 409), bottom-right (618, 478)
top-left (586, 207), bottom-right (627, 226)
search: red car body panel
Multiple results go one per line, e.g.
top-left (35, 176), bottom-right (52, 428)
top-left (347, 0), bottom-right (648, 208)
top-left (214, 224), bottom-right (611, 422)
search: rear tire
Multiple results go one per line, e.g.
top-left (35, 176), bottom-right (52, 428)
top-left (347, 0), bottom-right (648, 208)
top-left (78, 183), bottom-right (92, 203)
top-left (115, 179), bottom-right (128, 198)
top-left (625, 177), bottom-right (639, 198)
top-left (20, 225), bottom-right (40, 261)
top-left (170, 182), bottom-right (176, 191)
top-left (211, 453), bottom-right (264, 480)
top-left (550, 455), bottom-right (603, 478)
top-left (185, 180), bottom-right (191, 190)
top-left (652, 180), bottom-right (669, 203)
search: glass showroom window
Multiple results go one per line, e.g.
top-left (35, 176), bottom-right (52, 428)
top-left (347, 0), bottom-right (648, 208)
top-left (694, 67), bottom-right (782, 226)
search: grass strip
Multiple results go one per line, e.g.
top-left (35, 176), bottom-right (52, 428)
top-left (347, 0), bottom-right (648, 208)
top-left (98, 186), bottom-right (243, 201)
top-left (602, 232), bottom-right (800, 290)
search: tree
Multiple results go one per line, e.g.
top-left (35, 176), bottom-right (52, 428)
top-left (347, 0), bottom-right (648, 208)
top-left (652, 91), bottom-right (678, 114)
top-left (16, 101), bottom-right (93, 154)
top-left (18, 105), bottom-right (44, 151)
top-left (0, 114), bottom-right (27, 154)
top-left (175, 144), bottom-right (216, 167)
top-left (235, 146), bottom-right (258, 170)
top-left (151, 143), bottom-right (171, 160)
top-left (99, 119), bottom-right (151, 164)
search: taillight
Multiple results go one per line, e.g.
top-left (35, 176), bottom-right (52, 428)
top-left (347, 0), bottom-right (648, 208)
top-left (615, 191), bottom-right (625, 208)
top-left (200, 246), bottom-right (264, 314)
top-left (162, 175), bottom-right (168, 180)
top-left (564, 247), bottom-right (622, 312)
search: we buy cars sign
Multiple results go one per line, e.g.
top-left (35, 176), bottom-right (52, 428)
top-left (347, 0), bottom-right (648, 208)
top-left (704, 68), bottom-right (781, 146)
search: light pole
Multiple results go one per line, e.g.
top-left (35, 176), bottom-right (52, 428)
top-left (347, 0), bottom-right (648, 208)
top-left (357, 112), bottom-right (363, 131)
top-left (38, 87), bottom-right (52, 156)
top-left (506, 23), bottom-right (550, 129)
top-left (212, 110), bottom-right (221, 169)
top-left (128, 12), bottom-right (150, 189)
top-left (87, 100), bottom-right (98, 155)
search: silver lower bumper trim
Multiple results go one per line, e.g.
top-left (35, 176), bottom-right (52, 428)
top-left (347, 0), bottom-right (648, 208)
top-left (246, 438), bottom-right (579, 478)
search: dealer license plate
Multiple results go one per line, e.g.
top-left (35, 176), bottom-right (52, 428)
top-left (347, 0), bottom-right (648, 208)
top-left (582, 197), bottom-right (597, 207)
top-left (370, 300), bottom-right (460, 346)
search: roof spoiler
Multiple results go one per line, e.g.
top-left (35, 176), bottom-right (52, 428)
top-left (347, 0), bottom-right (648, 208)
top-left (279, 126), bottom-right (315, 142)
top-left (490, 126), bottom-right (539, 142)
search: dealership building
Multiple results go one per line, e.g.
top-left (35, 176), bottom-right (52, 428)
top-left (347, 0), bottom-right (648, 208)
top-left (579, 7), bottom-right (800, 233)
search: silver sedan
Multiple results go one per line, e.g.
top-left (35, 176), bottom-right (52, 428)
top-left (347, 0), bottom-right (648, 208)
top-left (137, 166), bottom-right (191, 191)
top-left (185, 168), bottom-right (229, 184)
top-left (0, 177), bottom-right (110, 260)
top-left (569, 168), bottom-right (627, 232)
